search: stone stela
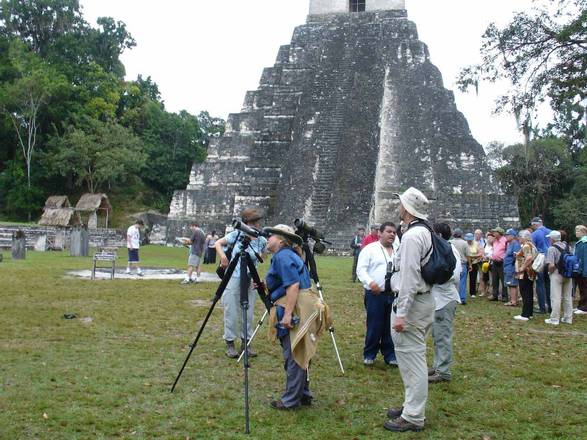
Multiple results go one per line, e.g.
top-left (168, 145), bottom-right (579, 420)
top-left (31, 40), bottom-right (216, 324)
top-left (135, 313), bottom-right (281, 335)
top-left (168, 0), bottom-right (519, 249)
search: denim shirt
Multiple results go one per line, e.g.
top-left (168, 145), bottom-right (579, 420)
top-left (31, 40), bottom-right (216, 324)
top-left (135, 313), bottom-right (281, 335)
top-left (531, 226), bottom-right (552, 254)
top-left (266, 247), bottom-right (311, 302)
top-left (504, 240), bottom-right (521, 274)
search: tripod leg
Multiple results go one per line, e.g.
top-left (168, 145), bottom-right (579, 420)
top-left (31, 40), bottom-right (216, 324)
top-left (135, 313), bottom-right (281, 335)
top-left (170, 256), bottom-right (239, 393)
top-left (315, 280), bottom-right (345, 374)
top-left (240, 253), bottom-right (250, 434)
top-left (237, 310), bottom-right (268, 363)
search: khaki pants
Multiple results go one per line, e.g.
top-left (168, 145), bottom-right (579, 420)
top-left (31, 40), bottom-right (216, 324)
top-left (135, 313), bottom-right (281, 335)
top-left (391, 293), bottom-right (435, 427)
top-left (549, 271), bottom-right (573, 323)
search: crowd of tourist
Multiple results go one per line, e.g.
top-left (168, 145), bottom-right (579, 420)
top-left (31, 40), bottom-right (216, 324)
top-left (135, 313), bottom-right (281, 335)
top-left (351, 217), bottom-right (587, 327)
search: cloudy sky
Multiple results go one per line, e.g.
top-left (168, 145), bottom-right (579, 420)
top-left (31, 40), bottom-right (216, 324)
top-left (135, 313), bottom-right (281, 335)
top-left (81, 0), bottom-right (536, 147)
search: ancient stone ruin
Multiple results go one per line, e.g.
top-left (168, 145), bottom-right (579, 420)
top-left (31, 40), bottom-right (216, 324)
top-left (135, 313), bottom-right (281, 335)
top-left (168, 0), bottom-right (519, 248)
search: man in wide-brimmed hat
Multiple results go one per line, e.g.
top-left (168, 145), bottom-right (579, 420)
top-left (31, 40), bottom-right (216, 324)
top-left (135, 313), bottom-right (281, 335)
top-left (263, 224), bottom-right (330, 410)
top-left (384, 187), bottom-right (435, 433)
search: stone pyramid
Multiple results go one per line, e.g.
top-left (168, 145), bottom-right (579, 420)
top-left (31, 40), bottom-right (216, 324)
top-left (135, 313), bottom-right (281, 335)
top-left (168, 0), bottom-right (519, 248)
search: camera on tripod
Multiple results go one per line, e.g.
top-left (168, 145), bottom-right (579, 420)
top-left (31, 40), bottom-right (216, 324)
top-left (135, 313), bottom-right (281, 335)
top-left (293, 218), bottom-right (330, 254)
top-left (232, 219), bottom-right (269, 239)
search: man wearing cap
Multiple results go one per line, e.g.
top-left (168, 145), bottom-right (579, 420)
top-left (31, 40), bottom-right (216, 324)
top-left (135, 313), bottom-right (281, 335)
top-left (530, 217), bottom-right (552, 313)
top-left (215, 208), bottom-right (267, 358)
top-left (449, 228), bottom-right (470, 304)
top-left (489, 227), bottom-right (508, 302)
top-left (356, 222), bottom-right (398, 366)
top-left (544, 230), bottom-right (573, 325)
top-left (361, 224), bottom-right (380, 248)
top-left (384, 187), bottom-right (435, 433)
top-left (503, 229), bottom-right (521, 306)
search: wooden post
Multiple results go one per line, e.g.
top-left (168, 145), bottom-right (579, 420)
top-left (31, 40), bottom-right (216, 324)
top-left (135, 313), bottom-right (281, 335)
top-left (11, 230), bottom-right (26, 260)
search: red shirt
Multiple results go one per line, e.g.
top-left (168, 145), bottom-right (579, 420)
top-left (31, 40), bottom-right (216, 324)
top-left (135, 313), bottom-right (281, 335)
top-left (492, 236), bottom-right (508, 262)
top-left (361, 232), bottom-right (379, 248)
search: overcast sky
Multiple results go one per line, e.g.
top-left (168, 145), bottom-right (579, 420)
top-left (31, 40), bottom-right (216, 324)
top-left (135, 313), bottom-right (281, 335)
top-left (81, 0), bottom-right (536, 148)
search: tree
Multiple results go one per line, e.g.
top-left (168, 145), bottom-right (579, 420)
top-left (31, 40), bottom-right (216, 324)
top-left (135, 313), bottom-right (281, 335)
top-left (0, 40), bottom-right (67, 189)
top-left (494, 137), bottom-right (573, 225)
top-left (50, 118), bottom-right (146, 193)
top-left (458, 0), bottom-right (587, 149)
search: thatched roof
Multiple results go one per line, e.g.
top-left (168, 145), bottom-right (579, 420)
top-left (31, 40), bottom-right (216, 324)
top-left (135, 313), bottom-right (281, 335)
top-left (44, 195), bottom-right (70, 209)
top-left (38, 208), bottom-right (81, 227)
top-left (75, 193), bottom-right (112, 212)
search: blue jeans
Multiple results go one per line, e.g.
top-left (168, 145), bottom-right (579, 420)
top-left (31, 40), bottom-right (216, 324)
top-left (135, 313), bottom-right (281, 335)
top-left (459, 261), bottom-right (468, 303)
top-left (363, 290), bottom-right (396, 363)
top-left (536, 269), bottom-right (551, 312)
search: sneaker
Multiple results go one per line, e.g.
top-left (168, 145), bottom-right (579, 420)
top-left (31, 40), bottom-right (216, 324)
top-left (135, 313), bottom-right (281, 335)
top-left (471, 295), bottom-right (476, 298)
top-left (574, 309), bottom-right (587, 315)
top-left (363, 358), bottom-right (374, 366)
top-left (544, 318), bottom-right (559, 326)
top-left (384, 417), bottom-right (424, 432)
top-left (385, 359), bottom-right (398, 367)
top-left (386, 406), bottom-right (403, 419)
top-left (180, 278), bottom-right (192, 285)
top-left (428, 368), bottom-right (436, 376)
top-left (136, 272), bottom-right (144, 277)
top-left (561, 318), bottom-right (573, 324)
top-left (513, 315), bottom-right (529, 322)
top-left (125, 269), bottom-right (131, 274)
top-left (428, 373), bottom-right (450, 383)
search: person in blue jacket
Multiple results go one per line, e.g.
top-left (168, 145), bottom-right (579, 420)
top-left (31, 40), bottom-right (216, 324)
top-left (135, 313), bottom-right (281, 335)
top-left (531, 217), bottom-right (552, 313)
top-left (574, 224), bottom-right (587, 315)
top-left (264, 224), bottom-right (314, 410)
top-left (503, 229), bottom-right (521, 306)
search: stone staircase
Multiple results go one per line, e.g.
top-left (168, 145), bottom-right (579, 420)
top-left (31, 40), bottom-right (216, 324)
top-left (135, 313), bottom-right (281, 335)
top-left (307, 33), bottom-right (354, 231)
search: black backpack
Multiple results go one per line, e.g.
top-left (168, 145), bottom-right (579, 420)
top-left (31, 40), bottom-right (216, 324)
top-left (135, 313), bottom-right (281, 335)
top-left (408, 221), bottom-right (457, 285)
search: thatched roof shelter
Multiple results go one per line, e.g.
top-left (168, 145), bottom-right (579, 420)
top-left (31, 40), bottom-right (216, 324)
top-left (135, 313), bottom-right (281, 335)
top-left (75, 193), bottom-right (112, 229)
top-left (75, 193), bottom-right (112, 212)
top-left (44, 195), bottom-right (71, 209)
top-left (39, 208), bottom-right (81, 227)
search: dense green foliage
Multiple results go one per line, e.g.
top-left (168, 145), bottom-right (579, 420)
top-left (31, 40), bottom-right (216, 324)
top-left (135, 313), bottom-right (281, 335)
top-left (460, 0), bottom-right (587, 232)
top-left (0, 0), bottom-right (224, 220)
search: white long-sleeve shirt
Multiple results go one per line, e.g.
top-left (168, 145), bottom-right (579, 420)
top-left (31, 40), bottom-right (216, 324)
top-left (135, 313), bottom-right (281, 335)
top-left (393, 222), bottom-right (432, 318)
top-left (356, 241), bottom-right (394, 291)
top-left (431, 244), bottom-right (462, 311)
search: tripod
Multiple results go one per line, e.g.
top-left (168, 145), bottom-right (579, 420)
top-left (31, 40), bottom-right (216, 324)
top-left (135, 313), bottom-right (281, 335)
top-left (170, 235), bottom-right (270, 434)
top-left (299, 238), bottom-right (345, 374)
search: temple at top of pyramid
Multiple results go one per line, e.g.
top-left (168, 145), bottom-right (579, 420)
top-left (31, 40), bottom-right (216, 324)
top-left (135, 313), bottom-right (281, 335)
top-left (167, 0), bottom-right (519, 249)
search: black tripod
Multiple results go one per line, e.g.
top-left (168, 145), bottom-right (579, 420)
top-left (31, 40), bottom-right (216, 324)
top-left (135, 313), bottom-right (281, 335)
top-left (298, 235), bottom-right (345, 374)
top-left (170, 235), bottom-right (270, 434)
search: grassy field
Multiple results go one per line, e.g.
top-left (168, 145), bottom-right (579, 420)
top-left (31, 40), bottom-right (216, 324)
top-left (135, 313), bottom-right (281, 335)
top-left (1, 246), bottom-right (586, 439)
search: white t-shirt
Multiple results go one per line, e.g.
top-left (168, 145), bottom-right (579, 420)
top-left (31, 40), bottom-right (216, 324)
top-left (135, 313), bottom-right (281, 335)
top-left (127, 225), bottom-right (140, 249)
top-left (431, 244), bottom-right (462, 311)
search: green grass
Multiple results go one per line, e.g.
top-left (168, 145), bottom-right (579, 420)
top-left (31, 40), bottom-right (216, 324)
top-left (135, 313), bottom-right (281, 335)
top-left (1, 247), bottom-right (586, 439)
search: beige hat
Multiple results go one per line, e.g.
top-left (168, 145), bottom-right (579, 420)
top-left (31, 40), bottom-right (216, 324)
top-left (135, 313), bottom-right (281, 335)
top-left (393, 187), bottom-right (430, 221)
top-left (263, 224), bottom-right (303, 246)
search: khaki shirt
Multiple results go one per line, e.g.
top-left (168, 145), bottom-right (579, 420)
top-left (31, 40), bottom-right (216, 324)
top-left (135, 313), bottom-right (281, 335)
top-left (394, 222), bottom-right (432, 318)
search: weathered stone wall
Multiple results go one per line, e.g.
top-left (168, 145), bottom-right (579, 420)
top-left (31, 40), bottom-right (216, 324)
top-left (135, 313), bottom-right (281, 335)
top-left (168, 8), bottom-right (519, 249)
top-left (0, 225), bottom-right (125, 250)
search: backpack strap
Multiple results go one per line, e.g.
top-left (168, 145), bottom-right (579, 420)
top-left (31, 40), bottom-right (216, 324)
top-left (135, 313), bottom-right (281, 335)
top-left (407, 220), bottom-right (434, 262)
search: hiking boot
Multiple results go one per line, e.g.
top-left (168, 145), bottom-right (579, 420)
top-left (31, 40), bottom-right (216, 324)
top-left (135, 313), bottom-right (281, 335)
top-left (225, 340), bottom-right (239, 358)
top-left (240, 339), bottom-right (257, 357)
top-left (270, 399), bottom-right (299, 410)
top-left (301, 395), bottom-right (313, 406)
top-left (428, 373), bottom-right (450, 383)
top-left (428, 368), bottom-right (436, 376)
top-left (386, 406), bottom-right (403, 419)
top-left (383, 417), bottom-right (424, 432)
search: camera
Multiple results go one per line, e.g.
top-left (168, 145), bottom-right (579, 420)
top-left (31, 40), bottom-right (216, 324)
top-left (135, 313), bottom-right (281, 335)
top-left (293, 218), bottom-right (324, 241)
top-left (232, 219), bottom-right (269, 239)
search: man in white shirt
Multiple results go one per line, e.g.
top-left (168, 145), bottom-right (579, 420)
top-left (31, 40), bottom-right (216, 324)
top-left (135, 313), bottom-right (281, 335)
top-left (126, 219), bottom-right (144, 276)
top-left (430, 223), bottom-right (462, 383)
top-left (356, 222), bottom-right (398, 366)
